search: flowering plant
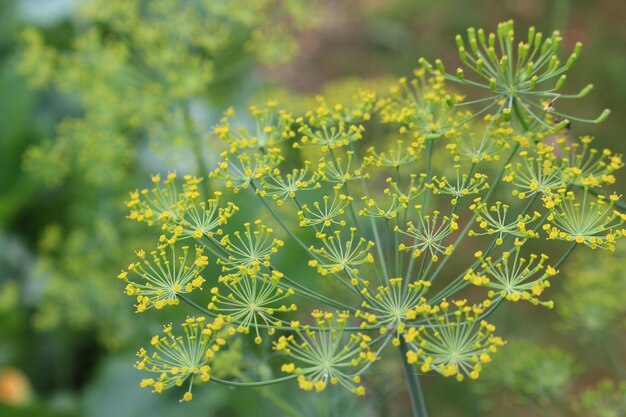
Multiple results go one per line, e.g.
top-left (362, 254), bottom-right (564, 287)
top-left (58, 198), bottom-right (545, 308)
top-left (118, 21), bottom-right (624, 415)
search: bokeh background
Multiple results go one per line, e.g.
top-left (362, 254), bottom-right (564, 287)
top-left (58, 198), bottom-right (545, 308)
top-left (1, 0), bottom-right (625, 416)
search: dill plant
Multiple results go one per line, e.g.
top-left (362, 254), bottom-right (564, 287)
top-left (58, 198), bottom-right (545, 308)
top-left (119, 21), bottom-right (625, 414)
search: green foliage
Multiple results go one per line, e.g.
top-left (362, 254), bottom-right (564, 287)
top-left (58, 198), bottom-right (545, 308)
top-left (15, 0), bottom-right (315, 342)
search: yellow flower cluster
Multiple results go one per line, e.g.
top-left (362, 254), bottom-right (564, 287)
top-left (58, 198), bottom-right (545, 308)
top-left (119, 21), bottom-right (624, 408)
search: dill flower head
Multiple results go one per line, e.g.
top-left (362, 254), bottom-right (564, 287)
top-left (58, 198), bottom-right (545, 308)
top-left (543, 190), bottom-right (625, 250)
top-left (118, 20), bottom-right (624, 410)
top-left (118, 243), bottom-right (207, 312)
top-left (136, 316), bottom-right (227, 402)
top-left (403, 300), bottom-right (504, 382)
top-left (274, 311), bottom-right (375, 395)
top-left (419, 20), bottom-right (611, 130)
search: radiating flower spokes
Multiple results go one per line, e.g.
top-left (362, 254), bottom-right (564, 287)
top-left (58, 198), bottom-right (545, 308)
top-left (555, 135), bottom-right (623, 187)
top-left (208, 269), bottom-right (296, 344)
top-left (403, 300), bottom-right (505, 381)
top-left (419, 20), bottom-right (610, 130)
top-left (274, 311), bottom-right (376, 395)
top-left (447, 118), bottom-right (511, 163)
top-left (396, 208), bottom-right (458, 262)
top-left (217, 220), bottom-right (284, 275)
top-left (258, 161), bottom-right (321, 206)
top-left (297, 191), bottom-right (351, 230)
top-left (504, 147), bottom-right (566, 199)
top-left (308, 227), bottom-right (375, 277)
top-left (317, 150), bottom-right (368, 187)
top-left (213, 103), bottom-right (297, 152)
top-left (127, 172), bottom-right (185, 226)
top-left (429, 165), bottom-right (489, 204)
top-left (364, 139), bottom-right (424, 168)
top-left (464, 242), bottom-right (557, 306)
top-left (357, 278), bottom-right (431, 333)
top-left (136, 316), bottom-right (227, 402)
top-left (118, 243), bottom-right (208, 312)
top-left (359, 175), bottom-right (425, 219)
top-left (468, 198), bottom-right (541, 244)
top-left (543, 189), bottom-right (625, 250)
top-left (209, 148), bottom-right (283, 192)
top-left (380, 69), bottom-right (466, 139)
top-left (293, 95), bottom-right (374, 152)
top-left (127, 173), bottom-right (238, 239)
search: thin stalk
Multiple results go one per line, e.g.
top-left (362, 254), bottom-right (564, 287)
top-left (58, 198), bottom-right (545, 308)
top-left (404, 140), bottom-right (434, 285)
top-left (182, 103), bottom-right (211, 195)
top-left (350, 143), bottom-right (390, 284)
top-left (211, 374), bottom-right (298, 387)
top-left (399, 339), bottom-right (429, 417)
top-left (554, 242), bottom-right (577, 269)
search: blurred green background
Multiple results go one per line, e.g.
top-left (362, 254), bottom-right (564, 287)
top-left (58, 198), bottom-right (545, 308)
top-left (0, 0), bottom-right (625, 416)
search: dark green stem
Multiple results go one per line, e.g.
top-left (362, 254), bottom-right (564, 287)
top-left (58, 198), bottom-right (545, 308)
top-left (399, 339), bottom-right (429, 417)
top-left (554, 242), bottom-right (577, 269)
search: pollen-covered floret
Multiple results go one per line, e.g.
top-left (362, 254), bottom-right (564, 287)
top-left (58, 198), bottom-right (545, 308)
top-left (308, 228), bottom-right (375, 276)
top-left (297, 191), bottom-right (351, 230)
top-left (136, 316), bottom-right (227, 401)
top-left (504, 145), bottom-right (566, 199)
top-left (118, 243), bottom-right (208, 312)
top-left (317, 151), bottom-right (368, 186)
top-left (365, 139), bottom-right (424, 168)
top-left (210, 148), bottom-right (283, 192)
top-left (274, 311), bottom-right (376, 395)
top-left (379, 69), bottom-right (466, 139)
top-left (217, 220), bottom-right (284, 275)
top-left (464, 243), bottom-right (557, 307)
top-left (359, 176), bottom-right (424, 219)
top-left (429, 166), bottom-right (489, 204)
top-left (259, 162), bottom-right (321, 205)
top-left (127, 173), bottom-right (237, 238)
top-left (213, 103), bottom-right (296, 152)
top-left (208, 269), bottom-right (296, 344)
top-left (357, 278), bottom-right (431, 334)
top-left (293, 96), bottom-right (373, 153)
top-left (543, 189), bottom-right (625, 250)
top-left (395, 208), bottom-right (458, 262)
top-left (403, 300), bottom-right (505, 381)
top-left (468, 199), bottom-right (541, 244)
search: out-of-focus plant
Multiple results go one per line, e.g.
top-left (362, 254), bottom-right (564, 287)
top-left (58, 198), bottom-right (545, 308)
top-left (118, 21), bottom-right (624, 415)
top-left (475, 340), bottom-right (576, 414)
top-left (556, 243), bottom-right (626, 338)
top-left (18, 0), bottom-right (314, 186)
top-left (16, 0), bottom-right (316, 343)
top-left (574, 379), bottom-right (626, 417)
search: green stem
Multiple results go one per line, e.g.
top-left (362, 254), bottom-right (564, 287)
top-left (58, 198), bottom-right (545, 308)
top-left (554, 242), bottom-right (577, 269)
top-left (399, 339), bottom-right (429, 417)
top-left (211, 374), bottom-right (298, 387)
top-left (587, 187), bottom-right (626, 211)
top-left (512, 97), bottom-right (530, 132)
top-left (404, 140), bottom-right (434, 284)
top-left (182, 103), bottom-right (211, 194)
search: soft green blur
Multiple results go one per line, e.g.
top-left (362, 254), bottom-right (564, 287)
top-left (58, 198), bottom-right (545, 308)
top-left (0, 0), bottom-right (625, 416)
